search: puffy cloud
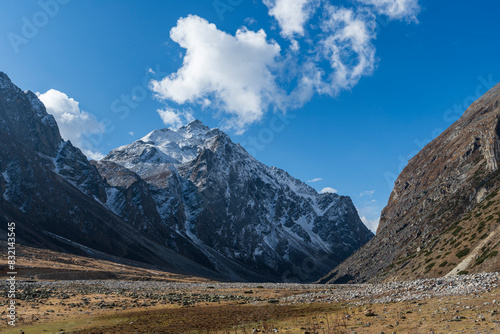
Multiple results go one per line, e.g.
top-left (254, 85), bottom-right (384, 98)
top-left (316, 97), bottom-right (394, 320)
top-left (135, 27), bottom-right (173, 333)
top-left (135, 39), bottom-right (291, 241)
top-left (158, 108), bottom-right (182, 128)
top-left (153, 2), bottom-right (420, 133)
top-left (37, 89), bottom-right (104, 160)
top-left (157, 107), bottom-right (194, 129)
top-left (150, 15), bottom-right (282, 133)
top-left (360, 216), bottom-right (380, 233)
top-left (320, 187), bottom-right (338, 194)
top-left (307, 177), bottom-right (322, 183)
top-left (318, 5), bottom-right (377, 94)
top-left (263, 0), bottom-right (318, 37)
top-left (356, 0), bottom-right (420, 21)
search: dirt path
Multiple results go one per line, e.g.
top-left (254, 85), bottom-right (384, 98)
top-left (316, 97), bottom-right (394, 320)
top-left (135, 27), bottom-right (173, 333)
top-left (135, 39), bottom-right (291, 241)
top-left (446, 223), bottom-right (500, 276)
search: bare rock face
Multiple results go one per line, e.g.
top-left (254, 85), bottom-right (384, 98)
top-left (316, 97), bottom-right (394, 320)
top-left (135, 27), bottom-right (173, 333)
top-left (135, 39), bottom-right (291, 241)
top-left (0, 72), bottom-right (373, 282)
top-left (0, 72), bottom-right (227, 281)
top-left (320, 82), bottom-right (500, 284)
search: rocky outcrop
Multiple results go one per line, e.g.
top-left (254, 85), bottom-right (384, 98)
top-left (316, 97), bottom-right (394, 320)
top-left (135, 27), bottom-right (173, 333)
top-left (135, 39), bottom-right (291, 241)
top-left (320, 82), bottom-right (500, 284)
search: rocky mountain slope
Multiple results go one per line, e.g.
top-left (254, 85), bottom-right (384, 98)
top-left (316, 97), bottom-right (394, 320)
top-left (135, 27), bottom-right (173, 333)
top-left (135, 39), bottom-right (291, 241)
top-left (320, 82), bottom-right (500, 284)
top-left (0, 72), bottom-right (224, 280)
top-left (97, 120), bottom-right (373, 282)
top-left (0, 72), bottom-right (372, 282)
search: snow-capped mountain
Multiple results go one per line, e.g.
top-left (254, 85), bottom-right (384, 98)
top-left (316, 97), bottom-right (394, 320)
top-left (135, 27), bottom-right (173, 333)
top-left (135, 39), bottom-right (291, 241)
top-left (98, 119), bottom-right (373, 281)
top-left (0, 71), bottom-right (372, 282)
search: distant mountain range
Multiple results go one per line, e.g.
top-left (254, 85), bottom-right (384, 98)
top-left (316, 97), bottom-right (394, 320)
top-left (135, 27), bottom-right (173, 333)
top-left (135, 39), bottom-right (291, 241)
top-left (0, 72), bottom-right (373, 282)
top-left (320, 82), bottom-right (500, 283)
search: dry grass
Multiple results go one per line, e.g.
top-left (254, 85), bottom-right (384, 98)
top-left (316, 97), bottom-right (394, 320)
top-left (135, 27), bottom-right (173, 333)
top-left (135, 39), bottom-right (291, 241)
top-left (0, 237), bottom-right (499, 333)
top-left (0, 243), bottom-right (211, 283)
top-left (381, 189), bottom-right (500, 281)
top-left (1, 284), bottom-right (498, 333)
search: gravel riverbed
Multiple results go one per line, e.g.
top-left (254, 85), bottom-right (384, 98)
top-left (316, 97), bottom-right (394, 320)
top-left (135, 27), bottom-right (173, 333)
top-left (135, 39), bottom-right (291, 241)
top-left (1, 272), bottom-right (497, 307)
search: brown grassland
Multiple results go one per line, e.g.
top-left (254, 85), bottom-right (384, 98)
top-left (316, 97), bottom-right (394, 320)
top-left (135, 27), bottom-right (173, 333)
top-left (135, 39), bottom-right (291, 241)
top-left (0, 285), bottom-right (498, 333)
top-left (1, 245), bottom-right (499, 333)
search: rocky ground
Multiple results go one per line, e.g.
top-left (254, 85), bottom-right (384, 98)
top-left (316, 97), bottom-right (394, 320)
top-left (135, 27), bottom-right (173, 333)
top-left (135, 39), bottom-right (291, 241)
top-left (283, 273), bottom-right (499, 305)
top-left (0, 273), bottom-right (498, 333)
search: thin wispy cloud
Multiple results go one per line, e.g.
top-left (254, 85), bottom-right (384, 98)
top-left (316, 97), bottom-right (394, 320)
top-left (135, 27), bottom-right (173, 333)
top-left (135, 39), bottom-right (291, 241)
top-left (244, 17), bottom-right (258, 26)
top-left (360, 190), bottom-right (375, 197)
top-left (307, 177), bottom-right (322, 183)
top-left (317, 5), bottom-right (377, 94)
top-left (357, 0), bottom-right (420, 21)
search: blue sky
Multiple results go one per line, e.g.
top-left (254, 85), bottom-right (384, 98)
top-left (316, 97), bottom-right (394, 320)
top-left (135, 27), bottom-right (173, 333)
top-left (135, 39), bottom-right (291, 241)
top-left (1, 0), bottom-right (499, 232)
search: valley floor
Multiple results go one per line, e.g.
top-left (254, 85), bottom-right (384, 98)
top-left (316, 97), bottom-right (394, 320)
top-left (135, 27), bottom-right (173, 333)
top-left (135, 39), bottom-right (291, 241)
top-left (0, 274), bottom-right (498, 333)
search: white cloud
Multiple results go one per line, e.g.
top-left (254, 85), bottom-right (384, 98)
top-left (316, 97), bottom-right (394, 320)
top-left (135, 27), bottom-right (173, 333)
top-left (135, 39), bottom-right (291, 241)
top-left (129, 131), bottom-right (134, 136)
top-left (360, 216), bottom-right (380, 233)
top-left (320, 187), bottom-right (338, 194)
top-left (245, 17), bottom-right (257, 26)
top-left (37, 89), bottom-right (104, 160)
top-left (360, 190), bottom-right (375, 197)
top-left (357, 0), bottom-right (420, 21)
top-left (157, 107), bottom-right (194, 129)
top-left (357, 199), bottom-right (382, 233)
top-left (317, 5), bottom-right (377, 95)
top-left (150, 15), bottom-right (282, 133)
top-left (290, 39), bottom-right (300, 51)
top-left (158, 108), bottom-right (182, 128)
top-left (152, 2), bottom-right (420, 133)
top-left (263, 0), bottom-right (318, 38)
top-left (86, 151), bottom-right (105, 160)
top-left (307, 177), bottom-right (322, 183)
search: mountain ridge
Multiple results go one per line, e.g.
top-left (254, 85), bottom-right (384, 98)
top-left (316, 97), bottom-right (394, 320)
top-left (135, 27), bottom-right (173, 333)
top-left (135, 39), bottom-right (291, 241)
top-left (0, 71), bottom-right (373, 282)
top-left (98, 117), bottom-right (373, 282)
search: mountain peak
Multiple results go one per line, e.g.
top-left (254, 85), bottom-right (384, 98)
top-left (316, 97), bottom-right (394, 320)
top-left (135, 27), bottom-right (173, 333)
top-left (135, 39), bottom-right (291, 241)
top-left (101, 113), bottom-right (372, 281)
top-left (0, 73), bottom-right (62, 157)
top-left (110, 120), bottom-right (223, 168)
top-left (140, 120), bottom-right (213, 145)
top-left (181, 119), bottom-right (210, 132)
top-left (187, 119), bottom-right (206, 126)
top-left (0, 71), bottom-right (11, 82)
top-left (0, 72), bottom-right (13, 90)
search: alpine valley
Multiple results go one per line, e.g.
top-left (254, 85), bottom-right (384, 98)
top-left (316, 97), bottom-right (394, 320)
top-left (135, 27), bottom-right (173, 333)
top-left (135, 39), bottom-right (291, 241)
top-left (0, 72), bottom-right (373, 283)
